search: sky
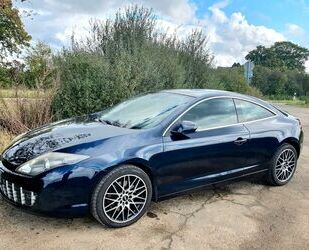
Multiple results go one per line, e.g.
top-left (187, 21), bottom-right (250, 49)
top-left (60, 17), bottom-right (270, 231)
top-left (15, 0), bottom-right (309, 72)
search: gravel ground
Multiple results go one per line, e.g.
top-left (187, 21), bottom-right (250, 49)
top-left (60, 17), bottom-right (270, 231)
top-left (0, 104), bottom-right (308, 250)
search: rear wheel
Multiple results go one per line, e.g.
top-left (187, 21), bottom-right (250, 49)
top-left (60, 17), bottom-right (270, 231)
top-left (267, 143), bottom-right (298, 186)
top-left (91, 165), bottom-right (152, 228)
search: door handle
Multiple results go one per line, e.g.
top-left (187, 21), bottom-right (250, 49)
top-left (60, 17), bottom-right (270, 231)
top-left (234, 137), bottom-right (248, 145)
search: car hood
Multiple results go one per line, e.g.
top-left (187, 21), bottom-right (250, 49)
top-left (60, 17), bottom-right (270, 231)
top-left (1, 114), bottom-right (137, 168)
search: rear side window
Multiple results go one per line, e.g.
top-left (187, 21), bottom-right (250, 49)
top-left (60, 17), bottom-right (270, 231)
top-left (234, 99), bottom-right (275, 122)
top-left (180, 98), bottom-right (237, 130)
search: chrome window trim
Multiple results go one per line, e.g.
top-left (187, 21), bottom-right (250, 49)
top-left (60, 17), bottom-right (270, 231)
top-left (162, 95), bottom-right (278, 136)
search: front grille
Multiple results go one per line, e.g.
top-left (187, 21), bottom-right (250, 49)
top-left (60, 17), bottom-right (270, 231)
top-left (0, 177), bottom-right (37, 206)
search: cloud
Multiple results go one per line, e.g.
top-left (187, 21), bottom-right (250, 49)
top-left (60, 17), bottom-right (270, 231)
top-left (148, 0), bottom-right (197, 23)
top-left (306, 60), bottom-right (309, 73)
top-left (202, 2), bottom-right (285, 67)
top-left (16, 0), bottom-right (198, 48)
top-left (286, 23), bottom-right (306, 37)
top-left (17, 0), bottom-right (309, 71)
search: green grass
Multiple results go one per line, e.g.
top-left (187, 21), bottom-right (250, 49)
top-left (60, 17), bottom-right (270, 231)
top-left (270, 99), bottom-right (309, 108)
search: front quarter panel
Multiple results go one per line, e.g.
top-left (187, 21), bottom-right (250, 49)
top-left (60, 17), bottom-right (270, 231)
top-left (49, 128), bottom-right (164, 202)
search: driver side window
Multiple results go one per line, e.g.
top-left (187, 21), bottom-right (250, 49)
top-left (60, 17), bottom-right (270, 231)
top-left (180, 98), bottom-right (237, 131)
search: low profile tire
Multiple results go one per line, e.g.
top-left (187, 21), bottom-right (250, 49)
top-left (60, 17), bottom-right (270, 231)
top-left (267, 143), bottom-right (298, 186)
top-left (91, 165), bottom-right (152, 228)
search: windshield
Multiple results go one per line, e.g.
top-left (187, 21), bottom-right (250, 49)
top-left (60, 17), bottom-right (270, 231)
top-left (99, 92), bottom-right (193, 129)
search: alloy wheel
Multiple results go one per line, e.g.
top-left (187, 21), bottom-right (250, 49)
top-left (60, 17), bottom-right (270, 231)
top-left (103, 174), bottom-right (148, 224)
top-left (275, 148), bottom-right (296, 182)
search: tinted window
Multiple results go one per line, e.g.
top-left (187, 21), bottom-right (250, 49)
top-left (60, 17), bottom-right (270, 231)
top-left (180, 98), bottom-right (237, 130)
top-left (234, 99), bottom-right (275, 122)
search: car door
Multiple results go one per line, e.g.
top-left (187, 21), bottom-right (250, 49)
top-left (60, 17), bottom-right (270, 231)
top-left (233, 98), bottom-right (279, 168)
top-left (157, 97), bottom-right (251, 197)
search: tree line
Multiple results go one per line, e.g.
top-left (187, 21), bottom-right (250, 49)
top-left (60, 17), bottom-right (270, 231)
top-left (245, 42), bottom-right (309, 98)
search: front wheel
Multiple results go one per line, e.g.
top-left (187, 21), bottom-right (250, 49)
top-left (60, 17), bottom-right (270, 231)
top-left (267, 143), bottom-right (298, 186)
top-left (91, 165), bottom-right (152, 228)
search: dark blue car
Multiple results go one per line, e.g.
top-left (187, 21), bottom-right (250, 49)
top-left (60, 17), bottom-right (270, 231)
top-left (0, 89), bottom-right (304, 227)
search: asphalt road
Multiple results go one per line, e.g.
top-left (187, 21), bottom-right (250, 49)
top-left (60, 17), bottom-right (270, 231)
top-left (0, 104), bottom-right (308, 250)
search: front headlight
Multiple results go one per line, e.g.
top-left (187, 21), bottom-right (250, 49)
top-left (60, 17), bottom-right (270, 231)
top-left (16, 152), bottom-right (89, 176)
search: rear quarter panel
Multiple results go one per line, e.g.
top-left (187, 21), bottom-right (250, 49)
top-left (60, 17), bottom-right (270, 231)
top-left (244, 115), bottom-right (301, 166)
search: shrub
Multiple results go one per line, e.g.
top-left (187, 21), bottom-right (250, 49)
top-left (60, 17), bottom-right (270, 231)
top-left (52, 51), bottom-right (116, 119)
top-left (251, 65), bottom-right (309, 97)
top-left (211, 67), bottom-right (262, 97)
top-left (0, 66), bottom-right (12, 87)
top-left (299, 95), bottom-right (309, 104)
top-left (52, 6), bottom-right (215, 119)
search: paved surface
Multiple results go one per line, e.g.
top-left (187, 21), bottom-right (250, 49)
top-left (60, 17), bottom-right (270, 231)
top-left (0, 105), bottom-right (308, 250)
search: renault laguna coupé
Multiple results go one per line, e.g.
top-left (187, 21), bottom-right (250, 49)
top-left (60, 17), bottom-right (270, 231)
top-left (0, 89), bottom-right (303, 227)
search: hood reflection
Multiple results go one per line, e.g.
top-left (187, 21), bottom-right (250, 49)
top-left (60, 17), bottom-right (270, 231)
top-left (2, 113), bottom-right (136, 168)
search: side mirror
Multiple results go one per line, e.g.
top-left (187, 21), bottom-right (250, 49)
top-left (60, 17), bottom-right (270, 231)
top-left (171, 120), bottom-right (197, 135)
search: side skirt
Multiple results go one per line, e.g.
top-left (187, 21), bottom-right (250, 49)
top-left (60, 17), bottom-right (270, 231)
top-left (156, 169), bottom-right (268, 202)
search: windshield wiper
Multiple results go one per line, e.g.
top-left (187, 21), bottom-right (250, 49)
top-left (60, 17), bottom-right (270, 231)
top-left (97, 118), bottom-right (125, 128)
top-left (97, 118), bottom-right (113, 125)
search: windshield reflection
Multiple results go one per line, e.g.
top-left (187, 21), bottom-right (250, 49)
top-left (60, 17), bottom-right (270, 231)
top-left (100, 92), bottom-right (193, 129)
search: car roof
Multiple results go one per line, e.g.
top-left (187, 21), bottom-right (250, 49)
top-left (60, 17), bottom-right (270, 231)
top-left (161, 89), bottom-right (277, 113)
top-left (162, 89), bottom-right (247, 99)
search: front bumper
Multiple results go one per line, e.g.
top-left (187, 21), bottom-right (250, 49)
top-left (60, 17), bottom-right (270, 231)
top-left (0, 177), bottom-right (37, 206)
top-left (0, 161), bottom-right (100, 217)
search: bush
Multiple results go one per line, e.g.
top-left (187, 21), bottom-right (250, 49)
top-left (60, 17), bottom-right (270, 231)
top-left (299, 95), bottom-right (309, 104)
top-left (0, 66), bottom-right (12, 87)
top-left (52, 52), bottom-right (113, 119)
top-left (52, 6), bottom-right (215, 119)
top-left (252, 65), bottom-right (309, 97)
top-left (210, 67), bottom-right (262, 97)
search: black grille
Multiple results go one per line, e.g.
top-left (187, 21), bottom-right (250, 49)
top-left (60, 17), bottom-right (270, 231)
top-left (0, 176), bottom-right (37, 206)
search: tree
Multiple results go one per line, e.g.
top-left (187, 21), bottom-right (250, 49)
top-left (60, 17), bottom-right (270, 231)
top-left (52, 6), bottom-right (214, 119)
top-left (23, 42), bottom-right (54, 88)
top-left (231, 62), bottom-right (241, 67)
top-left (0, 0), bottom-right (31, 63)
top-left (245, 41), bottom-right (309, 72)
top-left (251, 65), bottom-right (309, 97)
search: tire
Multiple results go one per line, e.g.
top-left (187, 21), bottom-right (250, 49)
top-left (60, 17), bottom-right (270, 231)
top-left (267, 143), bottom-right (298, 186)
top-left (91, 165), bottom-right (152, 228)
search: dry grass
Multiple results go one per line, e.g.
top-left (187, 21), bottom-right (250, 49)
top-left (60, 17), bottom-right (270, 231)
top-left (0, 87), bottom-right (56, 153)
top-left (0, 129), bottom-right (14, 153)
top-left (0, 88), bottom-right (49, 99)
top-left (0, 88), bottom-right (55, 135)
